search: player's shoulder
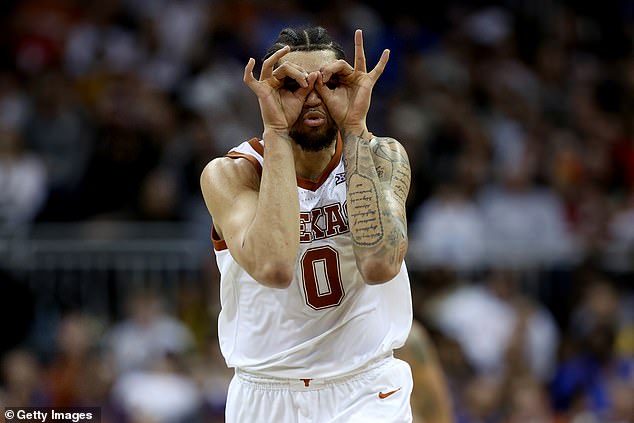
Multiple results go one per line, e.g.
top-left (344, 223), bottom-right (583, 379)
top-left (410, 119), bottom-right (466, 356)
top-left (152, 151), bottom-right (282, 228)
top-left (202, 155), bottom-right (243, 175)
top-left (200, 154), bottom-right (260, 193)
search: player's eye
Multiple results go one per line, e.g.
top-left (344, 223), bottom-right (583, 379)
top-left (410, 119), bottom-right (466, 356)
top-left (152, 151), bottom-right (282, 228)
top-left (282, 77), bottom-right (300, 92)
top-left (326, 75), bottom-right (340, 89)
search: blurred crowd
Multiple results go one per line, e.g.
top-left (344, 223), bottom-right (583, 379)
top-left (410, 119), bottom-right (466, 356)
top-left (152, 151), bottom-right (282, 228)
top-left (0, 0), bottom-right (633, 422)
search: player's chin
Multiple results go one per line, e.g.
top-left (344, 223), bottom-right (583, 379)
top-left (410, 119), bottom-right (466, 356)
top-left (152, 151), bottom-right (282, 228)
top-left (293, 132), bottom-right (335, 152)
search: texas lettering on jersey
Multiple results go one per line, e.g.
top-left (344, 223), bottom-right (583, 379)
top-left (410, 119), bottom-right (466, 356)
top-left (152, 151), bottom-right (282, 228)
top-left (299, 202), bottom-right (349, 243)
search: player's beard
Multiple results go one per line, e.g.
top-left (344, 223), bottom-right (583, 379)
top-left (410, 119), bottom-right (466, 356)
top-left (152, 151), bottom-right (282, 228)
top-left (289, 114), bottom-right (338, 152)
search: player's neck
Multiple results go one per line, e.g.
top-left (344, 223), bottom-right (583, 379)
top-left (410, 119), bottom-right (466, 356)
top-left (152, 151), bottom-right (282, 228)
top-left (292, 139), bottom-right (337, 182)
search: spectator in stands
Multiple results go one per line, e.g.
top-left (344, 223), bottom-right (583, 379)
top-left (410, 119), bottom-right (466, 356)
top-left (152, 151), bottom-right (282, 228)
top-left (0, 71), bottom-right (29, 130)
top-left (409, 180), bottom-right (487, 273)
top-left (424, 268), bottom-right (559, 381)
top-left (107, 290), bottom-right (194, 374)
top-left (111, 353), bottom-right (203, 423)
top-left (0, 124), bottom-right (47, 226)
top-left (478, 147), bottom-right (577, 267)
top-left (45, 312), bottom-right (101, 407)
top-left (0, 348), bottom-right (50, 407)
top-left (505, 376), bottom-right (555, 423)
top-left (22, 71), bottom-right (93, 221)
top-left (551, 274), bottom-right (634, 421)
top-left (134, 167), bottom-right (183, 221)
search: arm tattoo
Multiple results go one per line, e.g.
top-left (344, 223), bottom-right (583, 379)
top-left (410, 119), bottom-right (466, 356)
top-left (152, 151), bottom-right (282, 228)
top-left (370, 139), bottom-right (411, 209)
top-left (347, 137), bottom-right (384, 246)
top-left (343, 132), bottom-right (412, 268)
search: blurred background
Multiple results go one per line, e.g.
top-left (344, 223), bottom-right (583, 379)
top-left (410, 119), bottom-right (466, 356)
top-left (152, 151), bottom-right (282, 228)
top-left (0, 0), bottom-right (632, 422)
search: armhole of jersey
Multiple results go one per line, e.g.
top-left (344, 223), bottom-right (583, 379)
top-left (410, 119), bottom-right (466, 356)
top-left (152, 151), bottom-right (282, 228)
top-left (226, 138), bottom-right (263, 177)
top-left (212, 142), bottom-right (262, 251)
top-left (211, 225), bottom-right (227, 251)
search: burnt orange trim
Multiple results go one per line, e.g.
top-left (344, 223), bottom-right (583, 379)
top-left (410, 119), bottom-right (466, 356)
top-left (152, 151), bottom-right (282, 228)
top-left (296, 133), bottom-right (343, 191)
top-left (226, 152), bottom-right (263, 176)
top-left (248, 138), bottom-right (265, 155)
top-left (211, 225), bottom-right (227, 251)
top-left (245, 133), bottom-right (342, 191)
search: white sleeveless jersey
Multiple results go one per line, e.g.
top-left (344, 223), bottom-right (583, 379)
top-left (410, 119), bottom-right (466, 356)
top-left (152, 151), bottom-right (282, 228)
top-left (212, 136), bottom-right (412, 379)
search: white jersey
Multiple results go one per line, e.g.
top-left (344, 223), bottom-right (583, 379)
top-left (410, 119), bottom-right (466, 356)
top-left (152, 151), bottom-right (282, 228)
top-left (212, 136), bottom-right (412, 379)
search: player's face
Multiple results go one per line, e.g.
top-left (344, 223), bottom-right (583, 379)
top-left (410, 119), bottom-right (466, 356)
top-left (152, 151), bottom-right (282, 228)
top-left (279, 51), bottom-right (339, 152)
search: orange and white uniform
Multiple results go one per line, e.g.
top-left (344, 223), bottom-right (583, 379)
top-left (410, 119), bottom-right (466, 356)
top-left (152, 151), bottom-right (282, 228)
top-left (212, 137), bottom-right (414, 423)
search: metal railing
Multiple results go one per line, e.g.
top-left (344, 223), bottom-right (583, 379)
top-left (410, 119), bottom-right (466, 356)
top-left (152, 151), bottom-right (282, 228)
top-left (1, 221), bottom-right (631, 320)
top-left (1, 222), bottom-right (214, 319)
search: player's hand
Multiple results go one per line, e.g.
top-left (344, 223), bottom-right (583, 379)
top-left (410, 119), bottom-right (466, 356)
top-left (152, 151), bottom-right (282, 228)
top-left (244, 47), bottom-right (318, 134)
top-left (316, 29), bottom-right (389, 138)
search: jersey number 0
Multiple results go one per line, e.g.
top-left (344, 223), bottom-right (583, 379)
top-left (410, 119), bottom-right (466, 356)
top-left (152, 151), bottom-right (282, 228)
top-left (301, 246), bottom-right (345, 310)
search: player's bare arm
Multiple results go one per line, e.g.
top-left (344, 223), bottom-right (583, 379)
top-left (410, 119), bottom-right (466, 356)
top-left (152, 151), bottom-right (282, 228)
top-left (200, 156), bottom-right (295, 288)
top-left (396, 320), bottom-right (455, 423)
top-left (200, 48), bottom-right (317, 288)
top-left (316, 29), bottom-right (410, 284)
top-left (345, 135), bottom-right (410, 283)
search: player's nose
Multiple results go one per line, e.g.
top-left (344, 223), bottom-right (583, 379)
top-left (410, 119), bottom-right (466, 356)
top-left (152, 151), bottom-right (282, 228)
top-left (305, 89), bottom-right (322, 106)
top-left (304, 72), bottom-right (322, 106)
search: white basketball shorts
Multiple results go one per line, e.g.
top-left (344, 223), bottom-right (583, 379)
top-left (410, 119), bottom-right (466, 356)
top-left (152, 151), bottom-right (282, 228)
top-left (225, 354), bottom-right (413, 423)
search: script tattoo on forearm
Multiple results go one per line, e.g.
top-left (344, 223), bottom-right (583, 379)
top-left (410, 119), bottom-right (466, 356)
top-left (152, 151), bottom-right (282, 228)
top-left (347, 138), bottom-right (384, 246)
top-left (343, 133), bottom-right (411, 267)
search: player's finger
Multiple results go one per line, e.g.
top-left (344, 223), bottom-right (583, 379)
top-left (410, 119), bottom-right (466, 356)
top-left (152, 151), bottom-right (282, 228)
top-left (243, 58), bottom-right (257, 88)
top-left (354, 29), bottom-right (367, 73)
top-left (298, 71), bottom-right (319, 96)
top-left (260, 45), bottom-right (290, 80)
top-left (369, 49), bottom-right (390, 80)
top-left (281, 61), bottom-right (308, 74)
top-left (272, 62), bottom-right (309, 88)
top-left (314, 72), bottom-right (333, 100)
top-left (321, 60), bottom-right (353, 84)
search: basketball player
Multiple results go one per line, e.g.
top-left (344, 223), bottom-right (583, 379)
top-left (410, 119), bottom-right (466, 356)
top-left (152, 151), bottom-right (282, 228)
top-left (201, 26), bottom-right (414, 422)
